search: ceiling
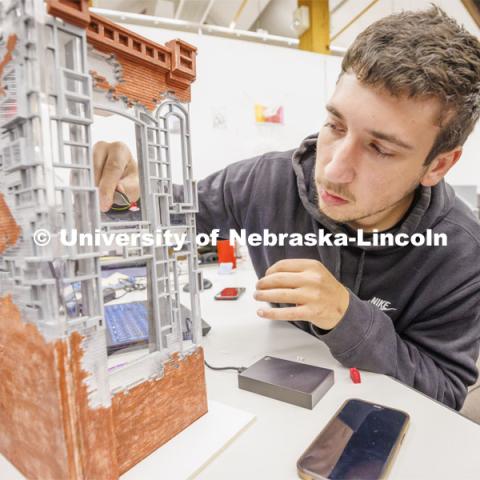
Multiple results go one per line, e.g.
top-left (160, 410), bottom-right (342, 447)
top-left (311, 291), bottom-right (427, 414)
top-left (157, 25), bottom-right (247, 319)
top-left (94, 0), bottom-right (273, 30)
top-left (92, 0), bottom-right (480, 50)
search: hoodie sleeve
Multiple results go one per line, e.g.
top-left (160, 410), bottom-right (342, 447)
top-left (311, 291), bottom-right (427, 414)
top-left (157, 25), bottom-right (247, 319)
top-left (173, 155), bottom-right (263, 237)
top-left (312, 284), bottom-right (480, 410)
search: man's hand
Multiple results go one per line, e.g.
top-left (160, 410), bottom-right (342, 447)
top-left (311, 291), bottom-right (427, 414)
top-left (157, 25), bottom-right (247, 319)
top-left (254, 259), bottom-right (350, 331)
top-left (93, 141), bottom-right (140, 212)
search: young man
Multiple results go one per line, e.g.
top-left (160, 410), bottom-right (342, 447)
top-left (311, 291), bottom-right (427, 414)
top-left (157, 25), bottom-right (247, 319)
top-left (93, 7), bottom-right (480, 410)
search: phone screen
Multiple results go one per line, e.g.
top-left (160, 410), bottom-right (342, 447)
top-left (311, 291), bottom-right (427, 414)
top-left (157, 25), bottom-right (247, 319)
top-left (219, 288), bottom-right (239, 297)
top-left (298, 399), bottom-right (409, 480)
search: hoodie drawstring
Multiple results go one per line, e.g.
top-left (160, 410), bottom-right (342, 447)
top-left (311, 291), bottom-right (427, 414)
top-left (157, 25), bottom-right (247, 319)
top-left (353, 250), bottom-right (365, 296)
top-left (334, 246), bottom-right (365, 296)
top-left (313, 219), bottom-right (365, 297)
top-left (334, 246), bottom-right (341, 280)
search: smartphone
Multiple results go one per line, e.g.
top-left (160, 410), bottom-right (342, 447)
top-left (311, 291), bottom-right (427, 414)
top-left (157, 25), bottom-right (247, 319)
top-left (297, 398), bottom-right (409, 480)
top-left (214, 287), bottom-right (245, 300)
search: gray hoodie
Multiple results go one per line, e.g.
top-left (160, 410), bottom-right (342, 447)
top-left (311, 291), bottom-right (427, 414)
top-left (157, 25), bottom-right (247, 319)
top-left (195, 133), bottom-right (480, 410)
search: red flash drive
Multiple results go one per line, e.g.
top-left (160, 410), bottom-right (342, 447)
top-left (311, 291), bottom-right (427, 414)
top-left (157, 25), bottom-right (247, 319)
top-left (350, 367), bottom-right (361, 384)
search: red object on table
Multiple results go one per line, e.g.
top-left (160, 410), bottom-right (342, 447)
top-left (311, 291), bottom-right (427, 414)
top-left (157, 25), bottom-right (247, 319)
top-left (217, 239), bottom-right (236, 268)
top-left (350, 367), bottom-right (361, 384)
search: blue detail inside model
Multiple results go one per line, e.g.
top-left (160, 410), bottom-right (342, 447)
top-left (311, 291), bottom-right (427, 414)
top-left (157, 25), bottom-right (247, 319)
top-left (104, 302), bottom-right (148, 344)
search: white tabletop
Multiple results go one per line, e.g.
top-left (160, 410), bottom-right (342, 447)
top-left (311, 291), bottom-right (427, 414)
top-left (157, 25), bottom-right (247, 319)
top-left (2, 256), bottom-right (480, 480)
top-left (194, 257), bottom-right (480, 480)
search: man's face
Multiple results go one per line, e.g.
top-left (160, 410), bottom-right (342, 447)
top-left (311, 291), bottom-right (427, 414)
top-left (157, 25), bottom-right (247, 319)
top-left (315, 73), bottom-right (443, 231)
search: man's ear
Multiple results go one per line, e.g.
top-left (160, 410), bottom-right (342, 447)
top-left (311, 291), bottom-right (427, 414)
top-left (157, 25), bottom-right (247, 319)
top-left (420, 148), bottom-right (462, 187)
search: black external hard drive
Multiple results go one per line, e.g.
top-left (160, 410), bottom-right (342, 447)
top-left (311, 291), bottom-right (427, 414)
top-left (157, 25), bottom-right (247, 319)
top-left (238, 356), bottom-right (334, 409)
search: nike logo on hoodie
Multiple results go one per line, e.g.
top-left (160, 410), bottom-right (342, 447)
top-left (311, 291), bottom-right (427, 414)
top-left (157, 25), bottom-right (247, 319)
top-left (369, 297), bottom-right (397, 311)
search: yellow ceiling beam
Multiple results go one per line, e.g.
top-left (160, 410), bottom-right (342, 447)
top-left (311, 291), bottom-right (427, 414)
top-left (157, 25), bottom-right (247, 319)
top-left (461, 0), bottom-right (480, 28)
top-left (298, 0), bottom-right (330, 55)
top-left (330, 0), bottom-right (380, 43)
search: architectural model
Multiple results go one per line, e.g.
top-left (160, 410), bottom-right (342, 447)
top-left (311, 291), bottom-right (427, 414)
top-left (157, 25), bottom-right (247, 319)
top-left (0, 0), bottom-right (207, 478)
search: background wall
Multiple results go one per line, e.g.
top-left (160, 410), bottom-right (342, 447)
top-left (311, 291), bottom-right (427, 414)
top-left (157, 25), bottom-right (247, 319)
top-left (91, 24), bottom-right (479, 191)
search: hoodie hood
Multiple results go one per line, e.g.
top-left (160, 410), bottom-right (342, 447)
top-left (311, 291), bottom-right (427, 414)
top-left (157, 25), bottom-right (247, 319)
top-left (291, 132), bottom-right (457, 253)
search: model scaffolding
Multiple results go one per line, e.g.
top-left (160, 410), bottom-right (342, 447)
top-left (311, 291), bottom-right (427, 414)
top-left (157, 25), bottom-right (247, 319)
top-left (0, 1), bottom-right (207, 478)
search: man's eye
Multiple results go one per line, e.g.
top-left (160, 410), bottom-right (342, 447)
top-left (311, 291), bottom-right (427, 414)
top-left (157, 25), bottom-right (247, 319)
top-left (371, 143), bottom-right (393, 157)
top-left (324, 122), bottom-right (344, 133)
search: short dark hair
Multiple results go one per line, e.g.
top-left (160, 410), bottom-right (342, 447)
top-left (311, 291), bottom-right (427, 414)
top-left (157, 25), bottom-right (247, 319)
top-left (342, 6), bottom-right (480, 164)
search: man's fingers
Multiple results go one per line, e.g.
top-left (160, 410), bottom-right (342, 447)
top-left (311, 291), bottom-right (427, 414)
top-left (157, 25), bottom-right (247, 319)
top-left (254, 288), bottom-right (307, 305)
top-left (117, 157), bottom-right (140, 203)
top-left (93, 141), bottom-right (109, 187)
top-left (257, 305), bottom-right (308, 321)
top-left (256, 272), bottom-right (304, 290)
top-left (98, 146), bottom-right (129, 212)
top-left (265, 258), bottom-right (324, 275)
top-left (118, 175), bottom-right (140, 204)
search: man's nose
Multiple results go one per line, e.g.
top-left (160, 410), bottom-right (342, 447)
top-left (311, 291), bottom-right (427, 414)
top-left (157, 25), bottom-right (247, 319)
top-left (323, 138), bottom-right (356, 184)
